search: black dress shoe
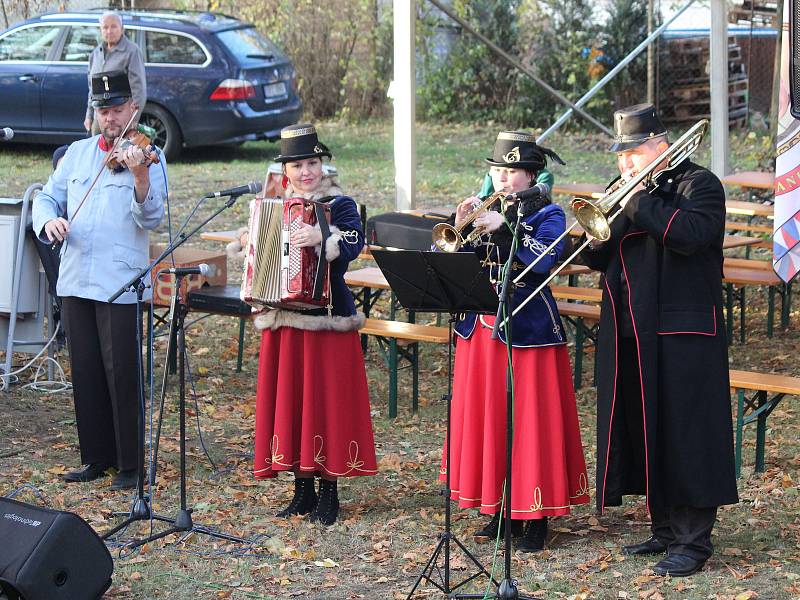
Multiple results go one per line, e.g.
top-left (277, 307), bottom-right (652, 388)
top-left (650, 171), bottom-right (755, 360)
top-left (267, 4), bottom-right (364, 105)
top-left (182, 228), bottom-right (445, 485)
top-left (474, 514), bottom-right (523, 541)
top-left (63, 462), bottom-right (113, 483)
top-left (517, 517), bottom-right (548, 553)
top-left (622, 536), bottom-right (668, 556)
top-left (110, 469), bottom-right (138, 491)
top-left (652, 553), bottom-right (706, 577)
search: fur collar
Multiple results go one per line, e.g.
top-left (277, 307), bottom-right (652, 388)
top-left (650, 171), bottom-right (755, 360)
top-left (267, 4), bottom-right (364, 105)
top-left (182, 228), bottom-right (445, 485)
top-left (284, 176), bottom-right (343, 201)
top-left (254, 308), bottom-right (365, 332)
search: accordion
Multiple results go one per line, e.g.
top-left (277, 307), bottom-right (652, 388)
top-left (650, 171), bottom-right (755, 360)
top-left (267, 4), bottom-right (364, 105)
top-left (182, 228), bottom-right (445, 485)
top-left (241, 196), bottom-right (332, 310)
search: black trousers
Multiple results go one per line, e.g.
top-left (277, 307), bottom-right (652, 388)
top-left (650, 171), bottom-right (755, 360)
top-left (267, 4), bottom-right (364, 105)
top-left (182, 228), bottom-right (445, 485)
top-left (618, 337), bottom-right (717, 561)
top-left (61, 297), bottom-right (139, 471)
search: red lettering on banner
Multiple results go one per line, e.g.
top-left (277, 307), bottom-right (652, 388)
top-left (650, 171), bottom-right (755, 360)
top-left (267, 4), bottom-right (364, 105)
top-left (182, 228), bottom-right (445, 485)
top-left (775, 166), bottom-right (800, 195)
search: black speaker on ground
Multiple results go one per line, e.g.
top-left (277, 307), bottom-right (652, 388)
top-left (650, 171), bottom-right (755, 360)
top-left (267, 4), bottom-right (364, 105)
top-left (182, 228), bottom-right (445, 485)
top-left (366, 211), bottom-right (451, 250)
top-left (0, 497), bottom-right (113, 600)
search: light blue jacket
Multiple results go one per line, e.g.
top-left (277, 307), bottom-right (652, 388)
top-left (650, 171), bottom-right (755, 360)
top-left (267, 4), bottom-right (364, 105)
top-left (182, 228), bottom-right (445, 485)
top-left (32, 136), bottom-right (166, 304)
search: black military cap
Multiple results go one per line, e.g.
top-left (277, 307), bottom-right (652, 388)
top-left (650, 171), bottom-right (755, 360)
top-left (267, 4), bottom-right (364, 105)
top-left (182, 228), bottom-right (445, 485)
top-left (274, 123), bottom-right (332, 162)
top-left (485, 130), bottom-right (565, 171)
top-left (608, 103), bottom-right (667, 152)
top-left (90, 70), bottom-right (132, 108)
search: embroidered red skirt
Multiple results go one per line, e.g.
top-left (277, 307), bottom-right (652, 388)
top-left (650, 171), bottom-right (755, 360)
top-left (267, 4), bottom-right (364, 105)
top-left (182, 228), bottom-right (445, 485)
top-left (254, 326), bottom-right (377, 479)
top-left (440, 318), bottom-right (589, 518)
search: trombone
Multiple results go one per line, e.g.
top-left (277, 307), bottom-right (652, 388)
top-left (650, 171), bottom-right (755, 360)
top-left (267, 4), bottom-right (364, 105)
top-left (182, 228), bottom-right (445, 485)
top-left (495, 118), bottom-right (708, 330)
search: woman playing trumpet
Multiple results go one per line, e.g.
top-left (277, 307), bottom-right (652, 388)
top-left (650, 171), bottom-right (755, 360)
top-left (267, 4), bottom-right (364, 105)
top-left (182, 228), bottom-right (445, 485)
top-left (440, 131), bottom-right (589, 552)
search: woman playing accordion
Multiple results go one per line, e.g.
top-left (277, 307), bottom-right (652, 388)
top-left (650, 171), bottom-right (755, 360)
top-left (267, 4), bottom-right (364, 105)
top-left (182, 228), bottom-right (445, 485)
top-left (441, 131), bottom-right (589, 551)
top-left (245, 124), bottom-right (377, 525)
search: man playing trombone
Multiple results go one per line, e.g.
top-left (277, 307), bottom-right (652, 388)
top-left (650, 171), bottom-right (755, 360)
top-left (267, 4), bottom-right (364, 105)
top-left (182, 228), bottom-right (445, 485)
top-left (579, 104), bottom-right (738, 577)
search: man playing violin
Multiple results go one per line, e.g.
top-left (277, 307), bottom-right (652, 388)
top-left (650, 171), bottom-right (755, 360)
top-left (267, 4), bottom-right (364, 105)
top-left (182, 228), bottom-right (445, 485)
top-left (579, 104), bottom-right (737, 577)
top-left (33, 70), bottom-right (166, 491)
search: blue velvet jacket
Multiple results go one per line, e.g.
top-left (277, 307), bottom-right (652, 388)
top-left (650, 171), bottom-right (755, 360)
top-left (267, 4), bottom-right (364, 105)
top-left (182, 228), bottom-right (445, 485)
top-left (454, 202), bottom-right (567, 348)
top-left (306, 193), bottom-right (364, 318)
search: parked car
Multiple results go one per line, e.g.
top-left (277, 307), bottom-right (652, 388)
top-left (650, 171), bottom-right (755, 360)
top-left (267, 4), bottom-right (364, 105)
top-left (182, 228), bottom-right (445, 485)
top-left (0, 9), bottom-right (303, 159)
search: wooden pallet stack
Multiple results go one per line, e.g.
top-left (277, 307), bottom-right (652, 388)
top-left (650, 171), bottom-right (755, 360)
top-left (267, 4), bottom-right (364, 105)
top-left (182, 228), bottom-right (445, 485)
top-left (730, 0), bottom-right (778, 29)
top-left (659, 37), bottom-right (749, 126)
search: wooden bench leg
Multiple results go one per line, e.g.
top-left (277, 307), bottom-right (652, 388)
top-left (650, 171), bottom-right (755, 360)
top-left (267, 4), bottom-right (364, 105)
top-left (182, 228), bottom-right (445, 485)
top-left (389, 336), bottom-right (398, 419)
top-left (735, 389), bottom-right (744, 478)
top-left (755, 391), bottom-right (767, 473)
top-left (767, 286), bottom-right (775, 338)
top-left (360, 288), bottom-right (372, 353)
top-left (573, 317), bottom-right (585, 390)
top-left (236, 317), bottom-right (245, 373)
top-left (739, 286), bottom-right (746, 344)
top-left (412, 342), bottom-right (419, 414)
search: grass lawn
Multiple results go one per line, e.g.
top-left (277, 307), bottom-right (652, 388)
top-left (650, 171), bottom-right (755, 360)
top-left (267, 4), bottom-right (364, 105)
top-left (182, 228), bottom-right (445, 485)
top-left (1, 121), bottom-right (798, 599)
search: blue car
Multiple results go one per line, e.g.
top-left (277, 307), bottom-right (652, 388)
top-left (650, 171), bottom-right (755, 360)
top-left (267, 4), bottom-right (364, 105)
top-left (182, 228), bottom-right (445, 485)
top-left (0, 9), bottom-right (303, 159)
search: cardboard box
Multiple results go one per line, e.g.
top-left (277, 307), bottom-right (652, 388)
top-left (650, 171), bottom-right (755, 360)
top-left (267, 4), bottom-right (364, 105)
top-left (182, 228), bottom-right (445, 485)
top-left (149, 244), bottom-right (227, 306)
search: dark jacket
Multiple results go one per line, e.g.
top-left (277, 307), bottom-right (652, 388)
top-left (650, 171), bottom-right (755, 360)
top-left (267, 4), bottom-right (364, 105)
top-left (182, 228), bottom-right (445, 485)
top-left (580, 160), bottom-right (739, 511)
top-left (455, 201), bottom-right (567, 347)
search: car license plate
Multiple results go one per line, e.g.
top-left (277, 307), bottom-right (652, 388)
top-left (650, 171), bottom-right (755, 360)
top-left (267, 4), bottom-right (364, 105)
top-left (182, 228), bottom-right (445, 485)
top-left (263, 82), bottom-right (287, 98)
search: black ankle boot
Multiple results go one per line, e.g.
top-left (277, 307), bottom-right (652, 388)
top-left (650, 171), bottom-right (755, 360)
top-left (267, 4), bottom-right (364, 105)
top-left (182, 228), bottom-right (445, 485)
top-left (309, 479), bottom-right (339, 525)
top-left (518, 517), bottom-right (548, 552)
top-left (276, 477), bottom-right (317, 517)
top-left (474, 514), bottom-right (523, 541)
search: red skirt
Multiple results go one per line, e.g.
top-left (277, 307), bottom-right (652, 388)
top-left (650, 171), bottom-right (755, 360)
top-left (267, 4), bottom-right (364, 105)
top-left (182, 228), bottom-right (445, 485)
top-left (440, 317), bottom-right (589, 518)
top-left (254, 326), bottom-right (377, 479)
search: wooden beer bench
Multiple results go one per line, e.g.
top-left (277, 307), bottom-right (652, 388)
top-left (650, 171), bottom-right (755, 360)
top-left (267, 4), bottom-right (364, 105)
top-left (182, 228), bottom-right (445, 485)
top-left (359, 318), bottom-right (450, 418)
top-left (729, 369), bottom-right (800, 477)
top-left (723, 266), bottom-right (793, 343)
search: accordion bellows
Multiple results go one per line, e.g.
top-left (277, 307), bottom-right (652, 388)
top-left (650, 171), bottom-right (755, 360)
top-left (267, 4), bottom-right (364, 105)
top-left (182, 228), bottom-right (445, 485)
top-left (241, 197), bottom-right (331, 310)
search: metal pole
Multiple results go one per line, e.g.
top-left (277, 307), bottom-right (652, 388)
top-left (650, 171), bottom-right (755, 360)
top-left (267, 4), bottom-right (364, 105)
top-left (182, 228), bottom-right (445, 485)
top-left (538, 0), bottom-right (696, 142)
top-left (427, 0), bottom-right (613, 137)
top-left (393, 0), bottom-right (416, 211)
top-left (710, 0), bottom-right (730, 177)
top-left (647, 0), bottom-right (655, 103)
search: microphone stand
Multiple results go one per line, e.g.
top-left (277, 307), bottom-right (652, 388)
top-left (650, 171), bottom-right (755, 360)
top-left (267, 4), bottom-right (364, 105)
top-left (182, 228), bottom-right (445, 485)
top-left (102, 191), bottom-right (250, 545)
top-left (487, 200), bottom-right (535, 600)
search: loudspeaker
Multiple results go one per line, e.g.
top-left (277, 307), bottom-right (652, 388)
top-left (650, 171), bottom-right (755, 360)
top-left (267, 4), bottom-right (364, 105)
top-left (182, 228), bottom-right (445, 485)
top-left (0, 497), bottom-right (113, 600)
top-left (366, 212), bottom-right (451, 250)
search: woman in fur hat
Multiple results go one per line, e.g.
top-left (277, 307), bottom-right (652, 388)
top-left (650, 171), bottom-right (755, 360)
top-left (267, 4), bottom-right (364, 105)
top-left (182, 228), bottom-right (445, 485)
top-left (441, 131), bottom-right (589, 552)
top-left (244, 124), bottom-right (377, 525)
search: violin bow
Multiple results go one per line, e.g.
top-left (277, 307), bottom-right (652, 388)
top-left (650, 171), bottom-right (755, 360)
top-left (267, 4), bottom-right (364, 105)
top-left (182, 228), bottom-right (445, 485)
top-left (68, 109), bottom-right (139, 225)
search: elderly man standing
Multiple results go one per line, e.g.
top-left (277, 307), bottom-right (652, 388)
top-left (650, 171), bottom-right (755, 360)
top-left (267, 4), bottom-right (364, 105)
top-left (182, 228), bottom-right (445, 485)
top-left (84, 11), bottom-right (146, 134)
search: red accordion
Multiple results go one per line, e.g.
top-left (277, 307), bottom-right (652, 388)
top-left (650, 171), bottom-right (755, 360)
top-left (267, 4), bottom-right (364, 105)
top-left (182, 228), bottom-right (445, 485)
top-left (241, 197), bottom-right (331, 310)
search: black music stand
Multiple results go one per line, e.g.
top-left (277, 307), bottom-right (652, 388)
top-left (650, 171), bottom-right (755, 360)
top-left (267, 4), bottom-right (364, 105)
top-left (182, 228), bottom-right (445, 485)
top-left (372, 249), bottom-right (499, 599)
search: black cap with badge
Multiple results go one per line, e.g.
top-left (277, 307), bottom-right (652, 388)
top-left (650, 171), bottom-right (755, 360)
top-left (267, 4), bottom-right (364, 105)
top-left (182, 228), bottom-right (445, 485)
top-left (90, 70), bottom-right (132, 109)
top-left (274, 123), bottom-right (332, 163)
top-left (485, 130), bottom-right (565, 172)
top-left (608, 103), bottom-right (667, 152)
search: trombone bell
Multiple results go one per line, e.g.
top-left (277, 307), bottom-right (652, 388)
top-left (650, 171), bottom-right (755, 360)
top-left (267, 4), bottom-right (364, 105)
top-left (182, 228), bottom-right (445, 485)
top-left (571, 198), bottom-right (611, 241)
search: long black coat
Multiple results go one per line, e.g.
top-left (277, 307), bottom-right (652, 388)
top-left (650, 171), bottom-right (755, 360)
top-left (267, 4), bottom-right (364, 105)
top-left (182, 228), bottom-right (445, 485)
top-left (580, 160), bottom-right (739, 512)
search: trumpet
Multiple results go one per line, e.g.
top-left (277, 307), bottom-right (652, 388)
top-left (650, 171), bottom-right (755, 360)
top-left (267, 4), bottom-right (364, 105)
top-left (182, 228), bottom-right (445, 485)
top-left (493, 118), bottom-right (708, 332)
top-left (432, 191), bottom-right (507, 252)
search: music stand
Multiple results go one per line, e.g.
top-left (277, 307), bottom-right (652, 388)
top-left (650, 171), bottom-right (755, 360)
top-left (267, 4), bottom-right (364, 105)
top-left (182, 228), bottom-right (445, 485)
top-left (371, 249), bottom-right (499, 599)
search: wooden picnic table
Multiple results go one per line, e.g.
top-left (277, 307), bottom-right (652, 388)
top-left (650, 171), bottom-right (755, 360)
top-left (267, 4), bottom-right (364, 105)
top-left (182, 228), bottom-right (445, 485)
top-left (201, 230), bottom-right (238, 243)
top-left (725, 200), bottom-right (774, 219)
top-left (552, 183), bottom-right (605, 199)
top-left (721, 171), bottom-right (774, 191)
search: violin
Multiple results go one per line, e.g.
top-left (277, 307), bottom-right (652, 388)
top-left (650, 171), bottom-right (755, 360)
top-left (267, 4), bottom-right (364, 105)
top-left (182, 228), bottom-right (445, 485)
top-left (107, 123), bottom-right (160, 171)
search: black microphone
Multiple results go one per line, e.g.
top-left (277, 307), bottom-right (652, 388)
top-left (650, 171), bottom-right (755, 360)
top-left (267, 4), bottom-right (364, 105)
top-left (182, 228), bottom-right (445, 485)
top-left (203, 181), bottom-right (261, 199)
top-left (166, 263), bottom-right (209, 276)
top-left (506, 182), bottom-right (550, 203)
top-left (0, 127), bottom-right (13, 141)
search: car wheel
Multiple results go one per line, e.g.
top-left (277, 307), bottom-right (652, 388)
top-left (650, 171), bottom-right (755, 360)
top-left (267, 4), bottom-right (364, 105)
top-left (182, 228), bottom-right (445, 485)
top-left (140, 104), bottom-right (182, 161)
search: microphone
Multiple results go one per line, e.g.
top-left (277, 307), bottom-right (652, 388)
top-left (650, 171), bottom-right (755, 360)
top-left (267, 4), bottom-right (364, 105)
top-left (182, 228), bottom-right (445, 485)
top-left (0, 128), bottom-right (14, 141)
top-left (166, 263), bottom-right (209, 276)
top-left (203, 182), bottom-right (261, 198)
top-left (506, 182), bottom-right (550, 203)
